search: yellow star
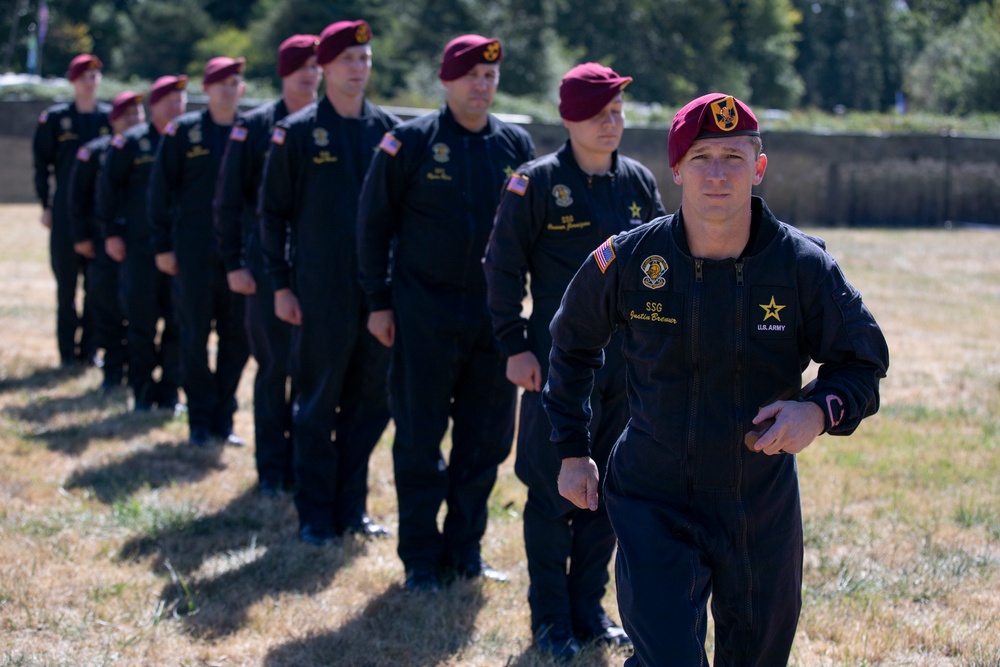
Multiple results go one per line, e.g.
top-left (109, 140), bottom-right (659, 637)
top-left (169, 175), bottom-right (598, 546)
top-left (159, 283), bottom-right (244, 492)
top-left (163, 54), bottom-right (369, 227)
top-left (760, 296), bottom-right (786, 322)
top-left (503, 165), bottom-right (514, 178)
top-left (629, 201), bottom-right (642, 218)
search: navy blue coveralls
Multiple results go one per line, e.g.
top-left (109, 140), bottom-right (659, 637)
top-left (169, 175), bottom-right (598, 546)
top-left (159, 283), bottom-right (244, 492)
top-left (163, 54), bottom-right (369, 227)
top-left (32, 102), bottom-right (111, 366)
top-left (484, 141), bottom-right (665, 633)
top-left (67, 134), bottom-right (127, 387)
top-left (543, 198), bottom-right (889, 666)
top-left (214, 99), bottom-right (294, 488)
top-left (358, 106), bottom-right (535, 574)
top-left (96, 122), bottom-right (180, 409)
top-left (148, 110), bottom-right (250, 437)
top-left (259, 97), bottom-right (399, 534)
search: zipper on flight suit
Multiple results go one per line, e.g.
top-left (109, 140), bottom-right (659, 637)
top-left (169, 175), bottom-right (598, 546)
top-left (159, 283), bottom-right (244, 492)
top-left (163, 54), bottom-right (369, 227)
top-left (732, 258), bottom-right (755, 659)
top-left (686, 258), bottom-right (704, 497)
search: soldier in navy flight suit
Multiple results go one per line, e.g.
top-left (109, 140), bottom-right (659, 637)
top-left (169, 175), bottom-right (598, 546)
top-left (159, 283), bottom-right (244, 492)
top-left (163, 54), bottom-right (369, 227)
top-left (484, 63), bottom-right (665, 659)
top-left (259, 21), bottom-right (399, 544)
top-left (67, 91), bottom-right (145, 392)
top-left (543, 93), bottom-right (889, 666)
top-left (358, 34), bottom-right (535, 592)
top-left (214, 34), bottom-right (321, 496)
top-left (149, 58), bottom-right (250, 447)
top-left (97, 75), bottom-right (187, 411)
top-left (32, 54), bottom-right (111, 367)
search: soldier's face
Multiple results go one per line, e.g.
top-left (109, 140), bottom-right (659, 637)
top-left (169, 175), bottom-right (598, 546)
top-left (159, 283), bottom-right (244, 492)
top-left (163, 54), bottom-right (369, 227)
top-left (205, 74), bottom-right (245, 112)
top-left (112, 103), bottom-right (145, 134)
top-left (443, 63), bottom-right (499, 119)
top-left (672, 136), bottom-right (767, 225)
top-left (285, 55), bottom-right (322, 98)
top-left (73, 70), bottom-right (100, 98)
top-left (563, 94), bottom-right (625, 157)
top-left (151, 91), bottom-right (187, 126)
top-left (323, 45), bottom-right (372, 98)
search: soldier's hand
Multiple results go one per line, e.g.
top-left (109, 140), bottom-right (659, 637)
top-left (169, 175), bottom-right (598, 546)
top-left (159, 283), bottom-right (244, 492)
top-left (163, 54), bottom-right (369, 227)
top-left (506, 350), bottom-right (542, 392)
top-left (105, 236), bottom-right (126, 262)
top-left (751, 400), bottom-right (825, 456)
top-left (40, 208), bottom-right (53, 230)
top-left (367, 309), bottom-right (395, 347)
top-left (227, 268), bottom-right (257, 295)
top-left (274, 289), bottom-right (303, 325)
top-left (558, 457), bottom-right (600, 511)
top-left (73, 239), bottom-right (96, 259)
top-left (155, 251), bottom-right (179, 276)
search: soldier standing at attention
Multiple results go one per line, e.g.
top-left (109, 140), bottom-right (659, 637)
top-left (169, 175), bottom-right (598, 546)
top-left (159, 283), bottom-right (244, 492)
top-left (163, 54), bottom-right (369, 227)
top-left (67, 91), bottom-right (145, 393)
top-left (214, 34), bottom-right (321, 496)
top-left (484, 63), bottom-right (665, 658)
top-left (357, 34), bottom-right (535, 592)
top-left (33, 54), bottom-right (111, 368)
top-left (96, 75), bottom-right (188, 412)
top-left (149, 57), bottom-right (250, 447)
top-left (259, 21), bottom-right (399, 543)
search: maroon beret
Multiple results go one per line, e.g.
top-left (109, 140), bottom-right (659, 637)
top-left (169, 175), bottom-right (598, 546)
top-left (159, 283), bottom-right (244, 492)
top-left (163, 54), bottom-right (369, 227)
top-left (559, 63), bottom-right (632, 122)
top-left (439, 35), bottom-right (502, 81)
top-left (149, 75), bottom-right (188, 106)
top-left (278, 34), bottom-right (320, 77)
top-left (109, 91), bottom-right (143, 122)
top-left (203, 57), bottom-right (246, 86)
top-left (68, 54), bottom-right (102, 81)
top-left (668, 93), bottom-right (759, 167)
top-left (317, 20), bottom-right (371, 66)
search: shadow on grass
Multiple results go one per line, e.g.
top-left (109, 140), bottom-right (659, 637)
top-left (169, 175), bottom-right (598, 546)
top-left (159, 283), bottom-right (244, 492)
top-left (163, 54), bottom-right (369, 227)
top-left (65, 439), bottom-right (225, 503)
top-left (0, 362), bottom-right (87, 394)
top-left (118, 487), bottom-right (362, 638)
top-left (264, 583), bottom-right (487, 667)
top-left (11, 400), bottom-right (175, 455)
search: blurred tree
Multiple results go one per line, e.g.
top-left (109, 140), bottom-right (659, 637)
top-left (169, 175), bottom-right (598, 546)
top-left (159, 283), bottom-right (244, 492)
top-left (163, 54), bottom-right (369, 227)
top-left (905, 2), bottom-right (1000, 113)
top-left (120, 0), bottom-right (211, 79)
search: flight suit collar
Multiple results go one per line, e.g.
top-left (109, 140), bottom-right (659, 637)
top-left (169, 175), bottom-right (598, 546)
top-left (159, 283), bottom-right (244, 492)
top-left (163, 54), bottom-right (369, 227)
top-left (441, 104), bottom-right (494, 137)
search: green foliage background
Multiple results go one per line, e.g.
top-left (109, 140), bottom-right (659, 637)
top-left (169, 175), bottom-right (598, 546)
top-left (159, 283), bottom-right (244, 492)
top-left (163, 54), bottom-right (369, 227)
top-left (2, 0), bottom-right (999, 117)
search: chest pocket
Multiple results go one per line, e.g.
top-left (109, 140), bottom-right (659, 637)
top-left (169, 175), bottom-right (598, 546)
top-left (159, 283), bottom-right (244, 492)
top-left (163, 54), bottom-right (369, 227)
top-left (749, 285), bottom-right (797, 339)
top-left (622, 290), bottom-right (684, 334)
top-left (307, 127), bottom-right (342, 172)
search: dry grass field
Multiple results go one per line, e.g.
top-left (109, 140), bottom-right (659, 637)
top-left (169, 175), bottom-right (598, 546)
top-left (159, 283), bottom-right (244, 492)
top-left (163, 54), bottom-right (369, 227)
top-left (0, 202), bottom-right (998, 667)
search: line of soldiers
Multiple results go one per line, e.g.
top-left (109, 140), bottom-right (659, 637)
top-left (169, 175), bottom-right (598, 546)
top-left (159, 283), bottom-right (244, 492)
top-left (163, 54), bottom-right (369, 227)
top-left (32, 28), bottom-right (646, 659)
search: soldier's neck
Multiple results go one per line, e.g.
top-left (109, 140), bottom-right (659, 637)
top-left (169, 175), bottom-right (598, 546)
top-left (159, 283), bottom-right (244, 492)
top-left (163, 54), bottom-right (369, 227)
top-left (207, 103), bottom-right (236, 126)
top-left (327, 90), bottom-right (363, 119)
top-left (74, 96), bottom-right (97, 114)
top-left (282, 86), bottom-right (316, 115)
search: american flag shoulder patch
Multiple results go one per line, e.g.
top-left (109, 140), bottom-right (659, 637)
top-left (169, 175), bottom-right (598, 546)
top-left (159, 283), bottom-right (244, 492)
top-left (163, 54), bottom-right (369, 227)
top-left (111, 134), bottom-right (126, 149)
top-left (506, 173), bottom-right (529, 196)
top-left (378, 133), bottom-right (401, 156)
top-left (230, 126), bottom-right (248, 142)
top-left (75, 147), bottom-right (91, 161)
top-left (271, 127), bottom-right (286, 145)
top-left (164, 121), bottom-right (178, 137)
top-left (594, 237), bottom-right (616, 274)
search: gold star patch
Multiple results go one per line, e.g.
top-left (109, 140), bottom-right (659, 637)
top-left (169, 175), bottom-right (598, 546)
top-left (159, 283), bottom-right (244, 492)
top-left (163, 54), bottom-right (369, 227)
top-left (629, 201), bottom-right (642, 218)
top-left (759, 296), bottom-right (786, 322)
top-left (503, 165), bottom-right (514, 178)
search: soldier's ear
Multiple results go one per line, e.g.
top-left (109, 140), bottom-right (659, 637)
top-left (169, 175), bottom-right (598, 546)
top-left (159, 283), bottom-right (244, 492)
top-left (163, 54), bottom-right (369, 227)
top-left (672, 167), bottom-right (682, 185)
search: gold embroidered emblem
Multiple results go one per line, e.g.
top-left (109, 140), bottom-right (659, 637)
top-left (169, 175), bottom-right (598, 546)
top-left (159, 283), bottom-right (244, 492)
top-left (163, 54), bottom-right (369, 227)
top-left (431, 142), bottom-right (450, 163)
top-left (483, 41), bottom-right (500, 62)
top-left (759, 296), bottom-right (786, 322)
top-left (711, 96), bottom-right (739, 132)
top-left (188, 126), bottom-right (202, 144)
top-left (355, 24), bottom-right (370, 44)
top-left (552, 184), bottom-right (573, 208)
top-left (641, 255), bottom-right (668, 289)
top-left (313, 128), bottom-right (329, 147)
